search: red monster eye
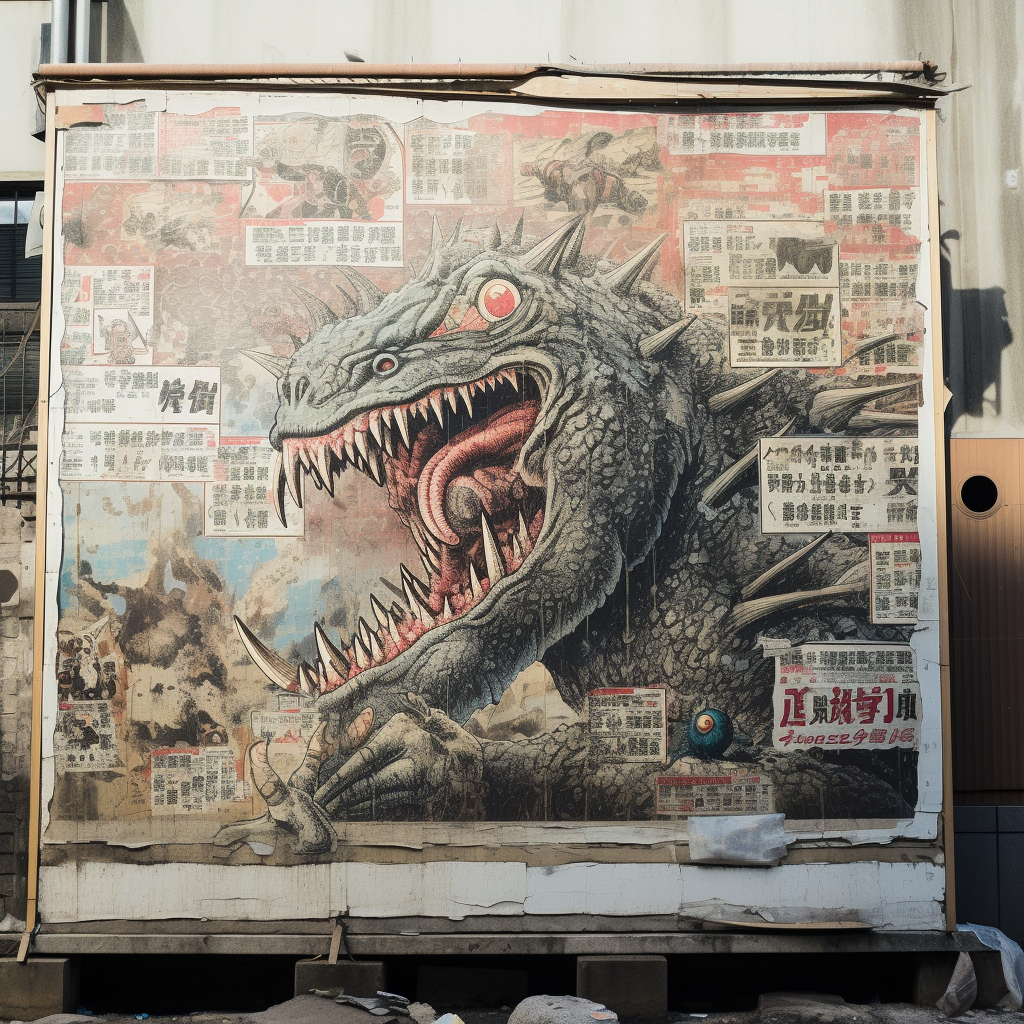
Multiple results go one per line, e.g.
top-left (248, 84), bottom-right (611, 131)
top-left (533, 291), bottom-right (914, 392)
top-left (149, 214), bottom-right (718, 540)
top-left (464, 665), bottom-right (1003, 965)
top-left (373, 353), bottom-right (398, 374)
top-left (478, 279), bottom-right (521, 322)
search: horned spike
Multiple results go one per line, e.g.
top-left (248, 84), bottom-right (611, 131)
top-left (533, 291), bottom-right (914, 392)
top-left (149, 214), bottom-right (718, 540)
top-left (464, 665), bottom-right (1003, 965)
top-left (338, 266), bottom-right (385, 312)
top-left (809, 380), bottom-right (920, 432)
top-left (561, 216), bottom-right (588, 272)
top-left (518, 215), bottom-right (587, 275)
top-left (241, 349), bottom-right (289, 380)
top-left (739, 532), bottom-right (833, 601)
top-left (638, 315), bottom-right (697, 359)
top-left (489, 223), bottom-right (502, 250)
top-left (291, 286), bottom-right (340, 336)
top-left (234, 616), bottom-right (297, 691)
top-left (709, 369), bottom-right (782, 415)
top-left (701, 416), bottom-right (796, 508)
top-left (511, 210), bottom-right (525, 248)
top-left (842, 331), bottom-right (901, 366)
top-left (728, 573), bottom-right (869, 631)
top-left (333, 282), bottom-right (360, 318)
top-left (447, 216), bottom-right (462, 246)
top-left (600, 233), bottom-right (668, 296)
top-left (848, 409), bottom-right (919, 430)
top-left (430, 213), bottom-right (445, 252)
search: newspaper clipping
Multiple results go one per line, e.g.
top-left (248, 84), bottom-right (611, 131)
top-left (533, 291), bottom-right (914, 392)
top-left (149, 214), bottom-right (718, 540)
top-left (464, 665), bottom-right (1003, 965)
top-left (655, 771), bottom-right (774, 817)
top-left (870, 532), bottom-right (921, 624)
top-left (773, 642), bottom-right (921, 751)
top-left (662, 113), bottom-right (827, 156)
top-left (587, 686), bottom-right (667, 763)
top-left (54, 700), bottom-right (123, 772)
top-left (729, 286), bottom-right (840, 367)
top-left (60, 424), bottom-right (218, 482)
top-left (759, 436), bottom-right (920, 533)
top-left (684, 221), bottom-right (838, 312)
top-left (63, 366), bottom-right (221, 424)
top-left (205, 437), bottom-right (303, 537)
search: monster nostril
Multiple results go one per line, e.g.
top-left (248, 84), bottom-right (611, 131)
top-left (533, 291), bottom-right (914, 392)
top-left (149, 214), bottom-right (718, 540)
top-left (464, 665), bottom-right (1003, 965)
top-left (293, 376), bottom-right (312, 402)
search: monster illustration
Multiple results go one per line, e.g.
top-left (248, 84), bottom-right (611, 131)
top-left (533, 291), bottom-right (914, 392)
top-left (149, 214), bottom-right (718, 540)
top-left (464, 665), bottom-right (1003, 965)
top-left (219, 214), bottom-right (920, 854)
top-left (520, 129), bottom-right (661, 216)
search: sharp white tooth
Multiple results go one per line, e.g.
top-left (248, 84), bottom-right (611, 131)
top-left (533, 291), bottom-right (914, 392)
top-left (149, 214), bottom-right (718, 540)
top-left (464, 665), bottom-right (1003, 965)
top-left (234, 615), bottom-right (297, 690)
top-left (419, 552), bottom-right (435, 580)
top-left (469, 560), bottom-right (485, 600)
top-left (286, 448), bottom-right (304, 508)
top-left (518, 510), bottom-right (533, 553)
top-left (314, 443), bottom-right (333, 496)
top-left (272, 451), bottom-right (289, 528)
top-left (299, 664), bottom-right (314, 695)
top-left (445, 388), bottom-right (459, 413)
top-left (443, 596), bottom-right (453, 619)
top-left (395, 406), bottom-right (412, 449)
top-left (381, 423), bottom-right (395, 457)
top-left (429, 393), bottom-right (445, 427)
top-left (353, 633), bottom-right (371, 669)
top-left (354, 429), bottom-right (369, 462)
top-left (486, 374), bottom-right (496, 391)
top-left (401, 563), bottom-right (431, 603)
top-left (507, 368), bottom-right (520, 392)
top-left (344, 436), bottom-right (357, 463)
top-left (413, 593), bottom-right (433, 625)
top-left (369, 412), bottom-right (384, 449)
top-left (425, 546), bottom-right (441, 574)
top-left (367, 451), bottom-right (385, 486)
top-left (417, 397), bottom-right (430, 421)
top-left (480, 511), bottom-right (507, 583)
top-left (459, 385), bottom-right (473, 416)
top-left (511, 532), bottom-right (524, 563)
top-left (365, 624), bottom-right (384, 660)
top-left (369, 594), bottom-right (391, 632)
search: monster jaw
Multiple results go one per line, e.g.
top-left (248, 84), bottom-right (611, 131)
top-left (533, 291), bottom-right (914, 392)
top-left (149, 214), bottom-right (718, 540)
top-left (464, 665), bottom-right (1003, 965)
top-left (236, 364), bottom-right (549, 699)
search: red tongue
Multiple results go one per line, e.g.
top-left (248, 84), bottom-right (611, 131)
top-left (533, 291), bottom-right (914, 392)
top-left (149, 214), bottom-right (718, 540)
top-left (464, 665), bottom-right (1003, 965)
top-left (418, 402), bottom-right (539, 546)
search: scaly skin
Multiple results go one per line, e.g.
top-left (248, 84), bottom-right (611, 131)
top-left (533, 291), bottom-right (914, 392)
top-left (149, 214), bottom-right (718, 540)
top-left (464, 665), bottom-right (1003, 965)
top-left (218, 222), bottom-right (919, 853)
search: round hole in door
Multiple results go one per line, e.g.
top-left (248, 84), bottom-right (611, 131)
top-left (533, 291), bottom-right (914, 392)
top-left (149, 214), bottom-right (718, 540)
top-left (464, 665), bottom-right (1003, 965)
top-left (960, 475), bottom-right (999, 515)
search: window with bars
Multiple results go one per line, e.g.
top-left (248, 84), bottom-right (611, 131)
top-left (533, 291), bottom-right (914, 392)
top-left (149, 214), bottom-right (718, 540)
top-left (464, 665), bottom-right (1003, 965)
top-left (0, 185), bottom-right (43, 302)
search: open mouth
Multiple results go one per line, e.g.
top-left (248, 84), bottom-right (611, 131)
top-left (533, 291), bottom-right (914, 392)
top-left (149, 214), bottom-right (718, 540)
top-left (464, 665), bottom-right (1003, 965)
top-left (237, 366), bottom-right (547, 698)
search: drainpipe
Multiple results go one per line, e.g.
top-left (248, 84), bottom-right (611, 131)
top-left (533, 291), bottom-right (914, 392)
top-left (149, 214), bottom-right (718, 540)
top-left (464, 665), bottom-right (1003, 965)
top-left (50, 0), bottom-right (69, 63)
top-left (73, 0), bottom-right (90, 63)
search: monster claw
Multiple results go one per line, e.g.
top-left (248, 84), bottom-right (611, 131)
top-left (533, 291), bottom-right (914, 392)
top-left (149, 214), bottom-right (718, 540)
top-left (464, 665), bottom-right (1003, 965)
top-left (272, 451), bottom-right (289, 528)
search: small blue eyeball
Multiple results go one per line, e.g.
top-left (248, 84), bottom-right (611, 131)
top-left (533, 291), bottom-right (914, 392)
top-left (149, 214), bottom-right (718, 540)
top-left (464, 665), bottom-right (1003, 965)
top-left (688, 707), bottom-right (734, 758)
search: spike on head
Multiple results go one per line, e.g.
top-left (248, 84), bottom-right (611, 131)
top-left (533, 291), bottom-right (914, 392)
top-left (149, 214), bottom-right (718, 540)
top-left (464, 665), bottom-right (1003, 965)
top-left (291, 286), bottom-right (340, 337)
top-left (518, 215), bottom-right (587, 275)
top-left (600, 233), bottom-right (669, 296)
top-left (637, 315), bottom-right (697, 359)
top-left (242, 349), bottom-right (289, 380)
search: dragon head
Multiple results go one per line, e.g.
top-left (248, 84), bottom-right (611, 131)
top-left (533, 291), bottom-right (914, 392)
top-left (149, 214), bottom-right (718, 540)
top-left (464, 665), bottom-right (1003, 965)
top-left (236, 216), bottom-right (700, 723)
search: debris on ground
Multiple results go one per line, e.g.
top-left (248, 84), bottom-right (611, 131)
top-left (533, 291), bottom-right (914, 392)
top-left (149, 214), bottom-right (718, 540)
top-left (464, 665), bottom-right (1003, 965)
top-left (938, 954), bottom-right (978, 1017)
top-left (406, 1004), bottom-right (436, 1024)
top-left (507, 995), bottom-right (618, 1024)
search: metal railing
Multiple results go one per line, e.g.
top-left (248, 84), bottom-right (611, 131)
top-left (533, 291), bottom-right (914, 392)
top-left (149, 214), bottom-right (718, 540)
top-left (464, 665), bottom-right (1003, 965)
top-left (0, 303), bottom-right (40, 511)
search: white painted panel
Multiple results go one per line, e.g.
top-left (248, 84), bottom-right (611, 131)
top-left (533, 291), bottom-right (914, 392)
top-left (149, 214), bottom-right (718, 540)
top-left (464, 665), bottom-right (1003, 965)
top-left (346, 861), bottom-right (527, 919)
top-left (330, 861), bottom-right (348, 916)
top-left (524, 863), bottom-right (683, 916)
top-left (40, 862), bottom-right (332, 921)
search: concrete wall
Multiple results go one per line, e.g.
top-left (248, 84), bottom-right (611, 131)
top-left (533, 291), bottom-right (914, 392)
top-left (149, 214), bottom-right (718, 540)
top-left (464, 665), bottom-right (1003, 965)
top-left (0, 0), bottom-right (1018, 435)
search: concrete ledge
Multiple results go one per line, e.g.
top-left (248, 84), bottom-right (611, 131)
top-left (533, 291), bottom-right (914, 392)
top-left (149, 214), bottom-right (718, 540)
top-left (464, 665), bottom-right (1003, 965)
top-left (32, 930), bottom-right (983, 956)
top-left (0, 957), bottom-right (79, 1019)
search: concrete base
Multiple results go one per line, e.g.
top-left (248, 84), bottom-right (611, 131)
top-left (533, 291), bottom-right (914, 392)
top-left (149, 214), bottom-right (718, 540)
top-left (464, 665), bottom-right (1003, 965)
top-left (417, 965), bottom-right (528, 1010)
top-left (294, 959), bottom-right (386, 998)
top-left (0, 956), bottom-right (79, 1019)
top-left (577, 955), bottom-right (667, 1024)
top-left (912, 951), bottom-right (1008, 1008)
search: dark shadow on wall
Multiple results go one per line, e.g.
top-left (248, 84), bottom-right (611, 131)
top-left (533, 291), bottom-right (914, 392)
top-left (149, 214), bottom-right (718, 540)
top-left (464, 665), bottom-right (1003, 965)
top-left (942, 227), bottom-right (1014, 425)
top-left (105, 0), bottom-right (144, 63)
